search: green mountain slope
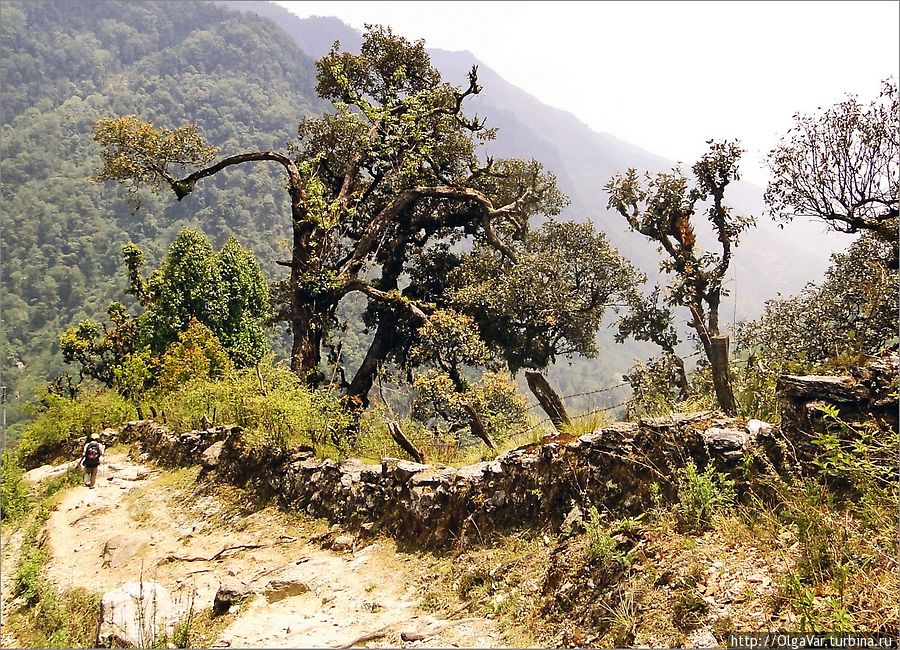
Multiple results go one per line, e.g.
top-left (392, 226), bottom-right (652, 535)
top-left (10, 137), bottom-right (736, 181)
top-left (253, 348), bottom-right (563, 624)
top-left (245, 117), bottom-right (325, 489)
top-left (0, 0), bottom-right (324, 427)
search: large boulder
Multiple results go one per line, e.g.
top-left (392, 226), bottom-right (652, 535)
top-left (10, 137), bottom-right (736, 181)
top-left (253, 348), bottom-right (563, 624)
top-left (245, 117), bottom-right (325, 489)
top-left (98, 581), bottom-right (178, 648)
top-left (213, 578), bottom-right (249, 615)
top-left (102, 533), bottom-right (150, 569)
top-left (23, 460), bottom-right (78, 484)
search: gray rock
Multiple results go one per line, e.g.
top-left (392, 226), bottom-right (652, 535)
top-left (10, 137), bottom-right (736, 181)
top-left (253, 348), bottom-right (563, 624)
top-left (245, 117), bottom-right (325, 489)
top-left (102, 533), bottom-right (150, 568)
top-left (200, 441), bottom-right (225, 469)
top-left (456, 462), bottom-right (490, 481)
top-left (213, 578), bottom-right (248, 615)
top-left (24, 461), bottom-right (78, 485)
top-left (262, 578), bottom-right (311, 602)
top-left (99, 427), bottom-right (119, 444)
top-left (686, 628), bottom-right (719, 648)
top-left (560, 504), bottom-right (585, 535)
top-left (746, 419), bottom-right (774, 436)
top-left (392, 460), bottom-right (430, 483)
top-left (98, 581), bottom-right (178, 647)
top-left (116, 465), bottom-right (150, 481)
top-left (331, 534), bottom-right (355, 552)
top-left (702, 427), bottom-right (748, 460)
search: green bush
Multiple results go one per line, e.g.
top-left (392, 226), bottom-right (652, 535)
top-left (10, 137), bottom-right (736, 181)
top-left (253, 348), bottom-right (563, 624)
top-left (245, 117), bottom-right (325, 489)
top-left (16, 389), bottom-right (133, 463)
top-left (12, 500), bottom-right (101, 648)
top-left (584, 506), bottom-right (631, 570)
top-left (41, 466), bottom-right (82, 499)
top-left (14, 507), bottom-right (51, 606)
top-left (147, 358), bottom-right (350, 454)
top-left (1, 452), bottom-right (31, 521)
top-left (673, 461), bottom-right (736, 532)
top-left (812, 404), bottom-right (898, 493)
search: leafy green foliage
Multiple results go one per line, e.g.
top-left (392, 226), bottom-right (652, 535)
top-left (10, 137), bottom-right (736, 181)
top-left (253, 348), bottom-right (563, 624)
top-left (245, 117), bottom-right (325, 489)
top-left (673, 461), bottom-right (736, 532)
top-left (411, 370), bottom-right (531, 448)
top-left (60, 229), bottom-right (270, 394)
top-left (158, 319), bottom-right (234, 392)
top-left (93, 115), bottom-right (219, 194)
top-left (90, 23), bottom-right (632, 416)
top-left (811, 405), bottom-right (898, 493)
top-left (408, 309), bottom-right (497, 385)
top-left (138, 229), bottom-right (272, 364)
top-left (0, 0), bottom-right (322, 435)
top-left (1, 452), bottom-right (30, 521)
top-left (15, 389), bottom-right (133, 464)
top-left (623, 353), bottom-right (694, 418)
top-left (146, 358), bottom-right (350, 454)
top-left (735, 233), bottom-right (898, 367)
top-left (59, 302), bottom-right (141, 388)
top-left (14, 509), bottom-right (51, 606)
top-left (584, 506), bottom-right (633, 570)
top-left (443, 220), bottom-right (640, 372)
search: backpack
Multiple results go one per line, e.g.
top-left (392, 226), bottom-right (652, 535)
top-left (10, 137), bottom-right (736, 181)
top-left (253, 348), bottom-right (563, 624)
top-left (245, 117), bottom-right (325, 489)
top-left (84, 441), bottom-right (101, 468)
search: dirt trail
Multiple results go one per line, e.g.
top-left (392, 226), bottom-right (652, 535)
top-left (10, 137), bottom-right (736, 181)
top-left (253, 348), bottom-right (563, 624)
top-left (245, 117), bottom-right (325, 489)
top-left (1, 522), bottom-right (26, 648)
top-left (21, 452), bottom-right (502, 648)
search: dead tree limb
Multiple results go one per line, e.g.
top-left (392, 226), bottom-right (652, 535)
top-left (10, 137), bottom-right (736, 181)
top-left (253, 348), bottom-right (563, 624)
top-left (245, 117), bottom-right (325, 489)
top-left (525, 371), bottom-right (571, 431)
top-left (461, 403), bottom-right (495, 450)
top-left (387, 421), bottom-right (425, 463)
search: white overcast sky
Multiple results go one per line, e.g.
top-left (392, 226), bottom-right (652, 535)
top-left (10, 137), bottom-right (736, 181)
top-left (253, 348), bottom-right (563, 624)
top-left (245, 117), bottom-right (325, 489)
top-left (275, 1), bottom-right (899, 185)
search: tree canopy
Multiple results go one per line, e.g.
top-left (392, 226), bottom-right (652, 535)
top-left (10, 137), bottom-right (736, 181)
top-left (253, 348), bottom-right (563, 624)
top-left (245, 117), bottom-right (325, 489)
top-left (60, 228), bottom-right (271, 393)
top-left (765, 79), bottom-right (898, 267)
top-left (735, 233), bottom-right (898, 366)
top-left (93, 26), bottom-right (639, 411)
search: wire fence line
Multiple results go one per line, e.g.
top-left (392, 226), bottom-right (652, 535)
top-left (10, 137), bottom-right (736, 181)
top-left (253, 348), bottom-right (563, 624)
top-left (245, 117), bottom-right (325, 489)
top-left (524, 380), bottom-right (630, 411)
top-left (521, 396), bottom-right (634, 436)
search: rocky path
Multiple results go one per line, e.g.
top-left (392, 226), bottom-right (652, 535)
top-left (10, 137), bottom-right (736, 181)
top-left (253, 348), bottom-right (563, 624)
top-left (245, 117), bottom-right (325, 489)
top-left (4, 452), bottom-right (502, 648)
top-left (1, 521), bottom-right (25, 648)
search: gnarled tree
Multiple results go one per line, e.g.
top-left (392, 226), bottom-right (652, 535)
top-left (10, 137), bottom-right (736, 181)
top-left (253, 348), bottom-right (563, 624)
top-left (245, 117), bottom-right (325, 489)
top-left (766, 79), bottom-right (899, 268)
top-left (606, 141), bottom-right (755, 415)
top-left (94, 27), bottom-right (635, 414)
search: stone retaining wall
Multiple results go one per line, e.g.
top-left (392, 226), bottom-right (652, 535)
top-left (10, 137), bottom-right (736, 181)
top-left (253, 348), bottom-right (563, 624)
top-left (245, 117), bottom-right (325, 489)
top-left (118, 411), bottom-right (778, 548)
top-left (777, 352), bottom-right (898, 461)
top-left (32, 353), bottom-right (898, 548)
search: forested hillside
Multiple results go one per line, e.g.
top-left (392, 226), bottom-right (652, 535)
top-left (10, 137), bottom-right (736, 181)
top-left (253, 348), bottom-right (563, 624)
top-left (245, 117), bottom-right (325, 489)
top-left (0, 0), bottom-right (324, 429)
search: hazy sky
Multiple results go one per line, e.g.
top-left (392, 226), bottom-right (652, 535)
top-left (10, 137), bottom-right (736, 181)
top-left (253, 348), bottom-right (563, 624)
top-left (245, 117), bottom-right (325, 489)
top-left (275, 1), bottom-right (898, 185)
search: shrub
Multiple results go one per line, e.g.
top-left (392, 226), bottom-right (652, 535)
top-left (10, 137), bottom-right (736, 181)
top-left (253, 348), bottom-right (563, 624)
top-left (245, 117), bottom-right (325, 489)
top-left (584, 506), bottom-right (631, 570)
top-left (157, 320), bottom-right (233, 392)
top-left (411, 370), bottom-right (531, 449)
top-left (812, 404), bottom-right (898, 493)
top-left (16, 389), bottom-right (133, 464)
top-left (11, 497), bottom-right (101, 648)
top-left (147, 358), bottom-right (349, 453)
top-left (1, 452), bottom-right (30, 521)
top-left (673, 461), bottom-right (736, 532)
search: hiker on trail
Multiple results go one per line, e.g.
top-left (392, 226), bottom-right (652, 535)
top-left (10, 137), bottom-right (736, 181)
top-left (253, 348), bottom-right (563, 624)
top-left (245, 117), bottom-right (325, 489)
top-left (80, 433), bottom-right (105, 488)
